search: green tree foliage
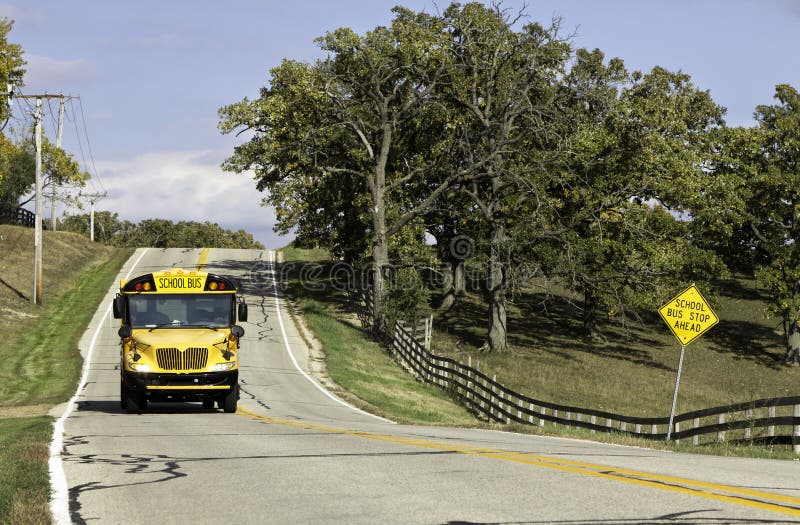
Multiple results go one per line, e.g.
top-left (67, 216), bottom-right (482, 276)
top-left (60, 212), bottom-right (265, 249)
top-left (433, 4), bottom-right (571, 351)
top-left (0, 17), bottom-right (25, 123)
top-left (221, 7), bottom-right (462, 334)
top-left (0, 134), bottom-right (33, 207)
top-left (552, 51), bottom-right (728, 338)
top-left (734, 85), bottom-right (800, 365)
top-left (9, 135), bottom-right (90, 207)
top-left (0, 17), bottom-right (26, 198)
top-left (220, 3), bottom-right (800, 363)
top-left (382, 267), bottom-right (432, 327)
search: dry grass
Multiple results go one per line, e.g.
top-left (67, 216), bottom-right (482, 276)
top-left (0, 224), bottom-right (113, 334)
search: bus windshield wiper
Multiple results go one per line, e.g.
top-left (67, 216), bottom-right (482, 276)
top-left (184, 323), bottom-right (220, 331)
top-left (148, 321), bottom-right (182, 332)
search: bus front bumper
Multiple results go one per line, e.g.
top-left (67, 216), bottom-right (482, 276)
top-left (123, 370), bottom-right (238, 399)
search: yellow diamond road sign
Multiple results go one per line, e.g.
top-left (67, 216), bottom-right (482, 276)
top-left (658, 285), bottom-right (719, 346)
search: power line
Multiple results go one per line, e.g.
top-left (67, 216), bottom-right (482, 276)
top-left (76, 97), bottom-right (106, 193)
top-left (45, 97), bottom-right (60, 138)
top-left (66, 98), bottom-right (101, 194)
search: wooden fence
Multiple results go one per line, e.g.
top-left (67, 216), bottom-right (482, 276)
top-left (0, 206), bottom-right (35, 228)
top-left (390, 321), bottom-right (800, 452)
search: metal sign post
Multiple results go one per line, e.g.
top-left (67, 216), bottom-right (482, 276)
top-left (658, 284), bottom-right (719, 441)
top-left (666, 345), bottom-right (685, 441)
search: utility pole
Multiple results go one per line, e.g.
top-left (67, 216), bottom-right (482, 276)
top-left (33, 98), bottom-right (43, 304)
top-left (51, 94), bottom-right (65, 231)
top-left (80, 192), bottom-right (107, 241)
top-left (17, 93), bottom-right (70, 305)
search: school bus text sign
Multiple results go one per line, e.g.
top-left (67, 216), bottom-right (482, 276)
top-left (658, 285), bottom-right (719, 346)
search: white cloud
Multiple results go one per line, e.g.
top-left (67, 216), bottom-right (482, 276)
top-left (77, 149), bottom-right (285, 247)
top-left (23, 54), bottom-right (94, 92)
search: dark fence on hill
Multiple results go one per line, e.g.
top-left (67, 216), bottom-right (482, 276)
top-left (0, 206), bottom-right (36, 228)
top-left (355, 289), bottom-right (800, 452)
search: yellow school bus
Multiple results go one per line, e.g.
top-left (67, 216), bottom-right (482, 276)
top-left (112, 268), bottom-right (248, 413)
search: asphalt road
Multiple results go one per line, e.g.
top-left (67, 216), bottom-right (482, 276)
top-left (54, 248), bottom-right (800, 524)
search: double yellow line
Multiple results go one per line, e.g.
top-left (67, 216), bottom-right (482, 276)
top-left (196, 247), bottom-right (211, 271)
top-left (237, 407), bottom-right (800, 517)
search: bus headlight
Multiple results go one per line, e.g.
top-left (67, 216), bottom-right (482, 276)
top-left (212, 362), bottom-right (236, 372)
top-left (131, 363), bottom-right (152, 372)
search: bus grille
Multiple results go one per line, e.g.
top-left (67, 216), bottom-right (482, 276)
top-left (156, 347), bottom-right (209, 371)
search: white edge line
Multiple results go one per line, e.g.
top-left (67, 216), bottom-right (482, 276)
top-left (267, 250), bottom-right (393, 424)
top-left (49, 247), bottom-right (149, 525)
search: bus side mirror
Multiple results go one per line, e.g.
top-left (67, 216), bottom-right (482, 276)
top-left (231, 325), bottom-right (245, 338)
top-left (238, 302), bottom-right (248, 323)
top-left (112, 296), bottom-right (124, 319)
top-left (118, 326), bottom-right (132, 339)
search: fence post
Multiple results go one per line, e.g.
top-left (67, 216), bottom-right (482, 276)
top-left (490, 374), bottom-right (497, 421)
top-left (591, 415), bottom-right (596, 434)
top-left (693, 417), bottom-right (700, 446)
top-left (528, 403), bottom-right (534, 424)
top-left (744, 408), bottom-right (753, 441)
top-left (479, 374), bottom-right (486, 418)
top-left (467, 356), bottom-right (472, 403)
top-left (767, 405), bottom-right (775, 438)
top-left (718, 414), bottom-right (726, 442)
top-left (651, 424), bottom-right (657, 435)
top-left (674, 422), bottom-right (680, 444)
top-left (425, 315), bottom-right (432, 350)
top-left (635, 423), bottom-right (641, 435)
top-left (539, 407), bottom-right (546, 427)
top-left (793, 404), bottom-right (800, 455)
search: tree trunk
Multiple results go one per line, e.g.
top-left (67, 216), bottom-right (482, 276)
top-left (486, 221), bottom-right (508, 352)
top-left (787, 317), bottom-right (800, 366)
top-left (439, 258), bottom-right (465, 311)
top-left (583, 286), bottom-right (601, 340)
top-left (439, 263), bottom-right (455, 311)
top-left (454, 259), bottom-right (466, 296)
top-left (370, 123), bottom-right (391, 337)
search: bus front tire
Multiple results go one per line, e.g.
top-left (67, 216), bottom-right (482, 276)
top-left (124, 388), bottom-right (146, 413)
top-left (120, 382), bottom-right (128, 410)
top-left (223, 385), bottom-right (238, 413)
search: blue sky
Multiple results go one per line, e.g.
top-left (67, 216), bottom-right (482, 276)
top-left (3, 0), bottom-right (799, 248)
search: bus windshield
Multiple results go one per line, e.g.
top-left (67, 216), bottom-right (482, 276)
top-left (128, 294), bottom-right (234, 328)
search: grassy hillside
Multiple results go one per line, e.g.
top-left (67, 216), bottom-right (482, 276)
top-left (0, 224), bottom-right (133, 524)
top-left (279, 245), bottom-right (800, 457)
top-left (432, 280), bottom-right (798, 418)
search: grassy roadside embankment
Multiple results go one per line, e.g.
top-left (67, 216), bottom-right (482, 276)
top-left (278, 245), bottom-right (477, 425)
top-left (0, 224), bottom-right (133, 524)
top-left (278, 244), bottom-right (800, 459)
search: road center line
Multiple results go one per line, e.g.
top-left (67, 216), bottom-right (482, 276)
top-left (236, 408), bottom-right (800, 518)
top-left (195, 247), bottom-right (211, 270)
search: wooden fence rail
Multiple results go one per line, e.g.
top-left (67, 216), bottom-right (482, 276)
top-left (390, 320), bottom-right (800, 452)
top-left (0, 206), bottom-right (36, 228)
